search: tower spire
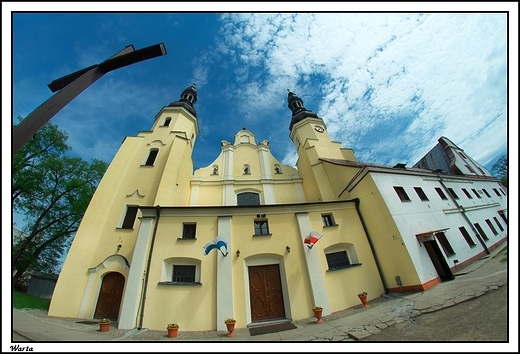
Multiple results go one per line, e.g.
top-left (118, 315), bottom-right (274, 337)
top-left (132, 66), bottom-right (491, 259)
top-left (287, 89), bottom-right (320, 130)
top-left (168, 83), bottom-right (198, 117)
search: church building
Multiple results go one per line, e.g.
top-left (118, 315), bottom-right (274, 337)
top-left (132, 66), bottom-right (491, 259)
top-left (48, 84), bottom-right (507, 332)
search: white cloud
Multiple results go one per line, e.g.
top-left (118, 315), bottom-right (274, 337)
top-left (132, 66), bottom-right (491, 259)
top-left (210, 13), bottom-right (508, 168)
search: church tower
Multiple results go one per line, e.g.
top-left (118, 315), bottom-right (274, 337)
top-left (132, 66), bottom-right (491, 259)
top-left (288, 90), bottom-right (356, 202)
top-left (48, 84), bottom-right (199, 321)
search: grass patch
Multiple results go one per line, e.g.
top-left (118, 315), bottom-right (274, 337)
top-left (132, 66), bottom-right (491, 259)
top-left (495, 245), bottom-right (507, 263)
top-left (13, 290), bottom-right (50, 311)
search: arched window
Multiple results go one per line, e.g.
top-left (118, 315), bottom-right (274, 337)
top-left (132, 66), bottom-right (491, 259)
top-left (163, 117), bottom-right (172, 127)
top-left (144, 148), bottom-right (159, 166)
top-left (237, 192), bottom-right (260, 206)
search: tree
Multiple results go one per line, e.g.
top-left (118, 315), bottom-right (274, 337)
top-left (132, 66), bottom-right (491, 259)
top-left (12, 119), bottom-right (108, 286)
top-left (491, 155), bottom-right (508, 188)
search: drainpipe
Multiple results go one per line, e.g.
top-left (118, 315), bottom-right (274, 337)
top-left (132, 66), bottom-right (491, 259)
top-left (436, 173), bottom-right (490, 255)
top-left (138, 205), bottom-right (161, 330)
top-left (353, 198), bottom-right (389, 293)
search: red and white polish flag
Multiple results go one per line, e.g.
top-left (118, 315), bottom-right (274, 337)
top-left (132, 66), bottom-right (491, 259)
top-left (304, 231), bottom-right (323, 248)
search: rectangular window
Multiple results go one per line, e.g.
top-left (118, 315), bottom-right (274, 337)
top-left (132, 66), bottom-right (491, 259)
top-left (461, 188), bottom-right (473, 199)
top-left (322, 214), bottom-right (336, 227)
top-left (254, 219), bottom-right (270, 235)
top-left (182, 223), bottom-right (196, 239)
top-left (325, 251), bottom-right (351, 270)
top-left (485, 219), bottom-right (498, 235)
top-left (436, 232), bottom-right (455, 256)
top-left (472, 189), bottom-right (482, 199)
top-left (121, 206), bottom-right (138, 229)
top-left (393, 186), bottom-right (411, 201)
top-left (474, 223), bottom-right (489, 241)
top-left (414, 187), bottom-right (429, 201)
top-left (493, 217), bottom-right (504, 232)
top-left (459, 227), bottom-right (476, 247)
top-left (447, 188), bottom-right (459, 199)
top-left (465, 164), bottom-right (476, 174)
top-left (500, 189), bottom-right (506, 196)
top-left (172, 265), bottom-right (196, 283)
top-left (498, 210), bottom-right (508, 225)
top-left (482, 189), bottom-right (491, 198)
top-left (493, 188), bottom-right (502, 197)
top-left (435, 187), bottom-right (448, 200)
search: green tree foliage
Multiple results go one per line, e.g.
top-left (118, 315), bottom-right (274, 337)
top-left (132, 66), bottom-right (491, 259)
top-left (12, 119), bottom-right (108, 286)
top-left (491, 155), bottom-right (508, 188)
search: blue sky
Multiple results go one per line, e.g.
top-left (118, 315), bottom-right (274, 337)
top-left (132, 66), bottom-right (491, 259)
top-left (6, 5), bottom-right (516, 175)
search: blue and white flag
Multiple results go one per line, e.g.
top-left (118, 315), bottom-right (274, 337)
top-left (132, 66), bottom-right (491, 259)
top-left (203, 235), bottom-right (228, 256)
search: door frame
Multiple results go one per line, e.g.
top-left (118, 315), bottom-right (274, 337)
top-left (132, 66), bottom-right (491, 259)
top-left (423, 240), bottom-right (455, 282)
top-left (243, 255), bottom-right (291, 325)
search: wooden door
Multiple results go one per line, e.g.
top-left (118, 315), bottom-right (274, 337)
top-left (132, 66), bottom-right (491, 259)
top-left (94, 272), bottom-right (125, 320)
top-left (248, 264), bottom-right (285, 322)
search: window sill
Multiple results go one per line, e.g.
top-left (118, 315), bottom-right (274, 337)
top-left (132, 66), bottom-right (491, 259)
top-left (177, 238), bottom-right (197, 241)
top-left (158, 282), bottom-right (202, 286)
top-left (253, 234), bottom-right (272, 237)
top-left (116, 227), bottom-right (134, 231)
top-left (323, 224), bottom-right (339, 228)
top-left (326, 263), bottom-right (362, 272)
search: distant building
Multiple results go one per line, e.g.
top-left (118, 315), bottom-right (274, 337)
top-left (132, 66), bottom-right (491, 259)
top-left (49, 85), bottom-right (507, 332)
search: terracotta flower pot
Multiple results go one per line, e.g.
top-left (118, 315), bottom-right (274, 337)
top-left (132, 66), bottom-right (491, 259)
top-left (313, 309), bottom-right (323, 324)
top-left (167, 327), bottom-right (179, 338)
top-left (225, 322), bottom-right (236, 337)
top-left (99, 322), bottom-right (110, 332)
top-left (358, 294), bottom-right (369, 308)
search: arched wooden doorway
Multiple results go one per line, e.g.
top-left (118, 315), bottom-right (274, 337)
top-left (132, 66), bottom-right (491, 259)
top-left (94, 272), bottom-right (125, 320)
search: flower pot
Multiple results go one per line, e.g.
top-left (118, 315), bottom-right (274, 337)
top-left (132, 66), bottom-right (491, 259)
top-left (167, 328), bottom-right (179, 338)
top-left (225, 322), bottom-right (236, 337)
top-left (99, 322), bottom-right (110, 332)
top-left (358, 294), bottom-right (369, 308)
top-left (313, 309), bottom-right (323, 324)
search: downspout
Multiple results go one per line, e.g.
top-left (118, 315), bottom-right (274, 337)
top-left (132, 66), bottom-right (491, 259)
top-left (436, 173), bottom-right (490, 255)
top-left (353, 198), bottom-right (389, 293)
top-left (137, 205), bottom-right (161, 330)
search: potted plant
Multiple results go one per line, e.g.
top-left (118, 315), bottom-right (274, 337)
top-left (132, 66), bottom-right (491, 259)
top-left (224, 318), bottom-right (236, 337)
top-left (312, 306), bottom-right (324, 324)
top-left (166, 323), bottom-right (179, 338)
top-left (98, 318), bottom-right (111, 332)
top-left (357, 291), bottom-right (369, 307)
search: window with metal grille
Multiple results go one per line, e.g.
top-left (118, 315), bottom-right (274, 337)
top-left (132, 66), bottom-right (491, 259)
top-left (182, 223), bottom-right (196, 239)
top-left (254, 219), bottom-right (270, 235)
top-left (462, 188), bottom-right (473, 199)
top-left (325, 251), bottom-right (351, 270)
top-left (435, 187), bottom-right (448, 200)
top-left (436, 232), bottom-right (455, 256)
top-left (474, 223), bottom-right (489, 240)
top-left (121, 206), bottom-right (138, 229)
top-left (458, 226), bottom-right (476, 247)
top-left (322, 214), bottom-right (335, 227)
top-left (237, 192), bottom-right (260, 206)
top-left (393, 186), bottom-right (411, 201)
top-left (493, 217), bottom-right (504, 231)
top-left (485, 219), bottom-right (498, 235)
top-left (172, 265), bottom-right (196, 283)
top-left (414, 187), bottom-right (429, 201)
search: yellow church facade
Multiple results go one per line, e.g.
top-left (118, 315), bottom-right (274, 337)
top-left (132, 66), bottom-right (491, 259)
top-left (49, 85), bottom-right (507, 331)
